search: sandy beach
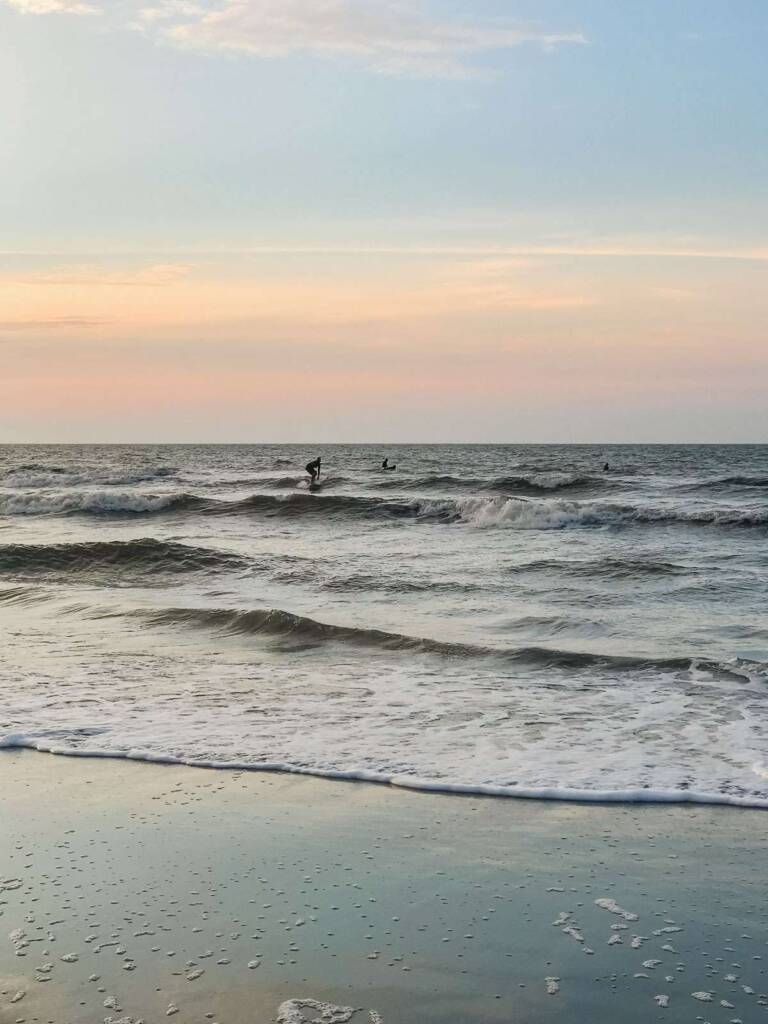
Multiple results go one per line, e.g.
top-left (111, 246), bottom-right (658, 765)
top-left (2, 751), bottom-right (766, 1024)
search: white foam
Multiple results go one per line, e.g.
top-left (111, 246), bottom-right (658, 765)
top-left (0, 491), bottom-right (179, 516)
top-left (3, 731), bottom-right (768, 808)
top-left (413, 494), bottom-right (768, 531)
top-left (595, 899), bottom-right (638, 921)
top-left (526, 472), bottom-right (584, 489)
top-left (277, 999), bottom-right (358, 1024)
top-left (2, 501), bottom-right (768, 811)
top-left (452, 496), bottom-right (603, 530)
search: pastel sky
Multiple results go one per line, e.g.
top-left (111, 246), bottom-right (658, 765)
top-left (1, 0), bottom-right (766, 441)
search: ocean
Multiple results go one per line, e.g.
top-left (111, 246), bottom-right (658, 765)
top-left (0, 443), bottom-right (766, 807)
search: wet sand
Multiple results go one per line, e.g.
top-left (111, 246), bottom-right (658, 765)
top-left (1, 751), bottom-right (767, 1024)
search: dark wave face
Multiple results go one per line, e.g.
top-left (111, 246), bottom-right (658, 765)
top-left (317, 573), bottom-right (485, 595)
top-left (678, 475), bottom-right (768, 493)
top-left (370, 472), bottom-right (609, 495)
top-left (0, 539), bottom-right (248, 578)
top-left (506, 558), bottom-right (698, 580)
top-left (133, 603), bottom-right (767, 683)
top-left (214, 492), bottom-right (422, 520)
top-left (4, 463), bottom-right (69, 475)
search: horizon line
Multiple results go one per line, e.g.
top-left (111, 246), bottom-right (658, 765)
top-left (1, 441), bottom-right (766, 447)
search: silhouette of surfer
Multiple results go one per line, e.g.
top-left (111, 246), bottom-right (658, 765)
top-left (306, 457), bottom-right (321, 485)
top-left (382, 457), bottom-right (396, 471)
top-left (603, 462), bottom-right (610, 472)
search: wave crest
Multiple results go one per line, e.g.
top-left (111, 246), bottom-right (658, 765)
top-left (2, 466), bottom-right (177, 489)
top-left (0, 491), bottom-right (191, 516)
top-left (1, 487), bottom-right (764, 530)
top-left (507, 557), bottom-right (695, 579)
top-left (680, 475), bottom-right (768, 492)
top-left (0, 538), bottom-right (246, 575)
top-left (135, 604), bottom-right (767, 682)
top-left (372, 472), bottom-right (605, 494)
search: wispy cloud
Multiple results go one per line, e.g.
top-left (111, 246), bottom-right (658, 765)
top-left (190, 243), bottom-right (768, 262)
top-left (3, 0), bottom-right (100, 13)
top-left (5, 263), bottom-right (192, 286)
top-left (136, 0), bottom-right (587, 78)
top-left (0, 317), bottom-right (108, 332)
top-left (2, 243), bottom-right (767, 262)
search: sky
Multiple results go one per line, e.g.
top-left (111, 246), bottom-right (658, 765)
top-left (1, 0), bottom-right (766, 442)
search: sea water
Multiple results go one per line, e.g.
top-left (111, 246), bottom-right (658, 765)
top-left (0, 443), bottom-right (766, 805)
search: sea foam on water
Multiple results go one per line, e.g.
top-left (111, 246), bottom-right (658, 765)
top-left (0, 442), bottom-right (766, 805)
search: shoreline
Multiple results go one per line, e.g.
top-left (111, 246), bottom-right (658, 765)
top-left (2, 749), bottom-right (768, 1023)
top-left (2, 738), bottom-right (768, 811)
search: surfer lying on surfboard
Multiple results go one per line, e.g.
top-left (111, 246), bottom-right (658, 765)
top-left (305, 457), bottom-right (321, 485)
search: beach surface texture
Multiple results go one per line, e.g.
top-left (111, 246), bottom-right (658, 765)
top-left (1, 751), bottom-right (767, 1024)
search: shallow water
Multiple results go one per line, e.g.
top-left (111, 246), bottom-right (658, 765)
top-left (0, 443), bottom-right (766, 804)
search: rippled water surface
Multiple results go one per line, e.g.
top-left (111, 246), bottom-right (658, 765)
top-left (1, 443), bottom-right (767, 804)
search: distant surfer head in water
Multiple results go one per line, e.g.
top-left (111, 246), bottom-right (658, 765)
top-left (305, 457), bottom-right (321, 484)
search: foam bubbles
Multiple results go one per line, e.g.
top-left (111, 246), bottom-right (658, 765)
top-left (277, 999), bottom-right (358, 1024)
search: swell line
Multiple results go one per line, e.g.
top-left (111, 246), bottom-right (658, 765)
top-left (2, 489), bottom-right (766, 530)
top-left (0, 538), bottom-right (247, 575)
top-left (130, 604), bottom-right (766, 682)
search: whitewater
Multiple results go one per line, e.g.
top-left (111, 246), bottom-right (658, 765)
top-left (1, 443), bottom-right (767, 807)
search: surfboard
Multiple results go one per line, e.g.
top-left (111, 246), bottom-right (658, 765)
top-left (309, 482), bottom-right (323, 492)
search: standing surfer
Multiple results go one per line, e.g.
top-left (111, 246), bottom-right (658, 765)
top-left (305, 456), bottom-right (321, 485)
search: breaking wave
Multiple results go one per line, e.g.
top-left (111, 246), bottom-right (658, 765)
top-left (2, 488), bottom-right (766, 530)
top-left (0, 491), bottom-right (193, 516)
top-left (1, 444), bottom-right (767, 812)
top-left (424, 496), bottom-right (768, 529)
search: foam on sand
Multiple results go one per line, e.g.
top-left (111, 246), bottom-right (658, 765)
top-left (2, 749), bottom-right (768, 1024)
top-left (594, 898), bottom-right (639, 921)
top-left (277, 999), bottom-right (369, 1023)
top-left (3, 727), bottom-right (768, 810)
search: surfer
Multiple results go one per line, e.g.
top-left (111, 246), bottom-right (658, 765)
top-left (305, 456), bottom-right (321, 484)
top-left (382, 457), bottom-right (396, 471)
